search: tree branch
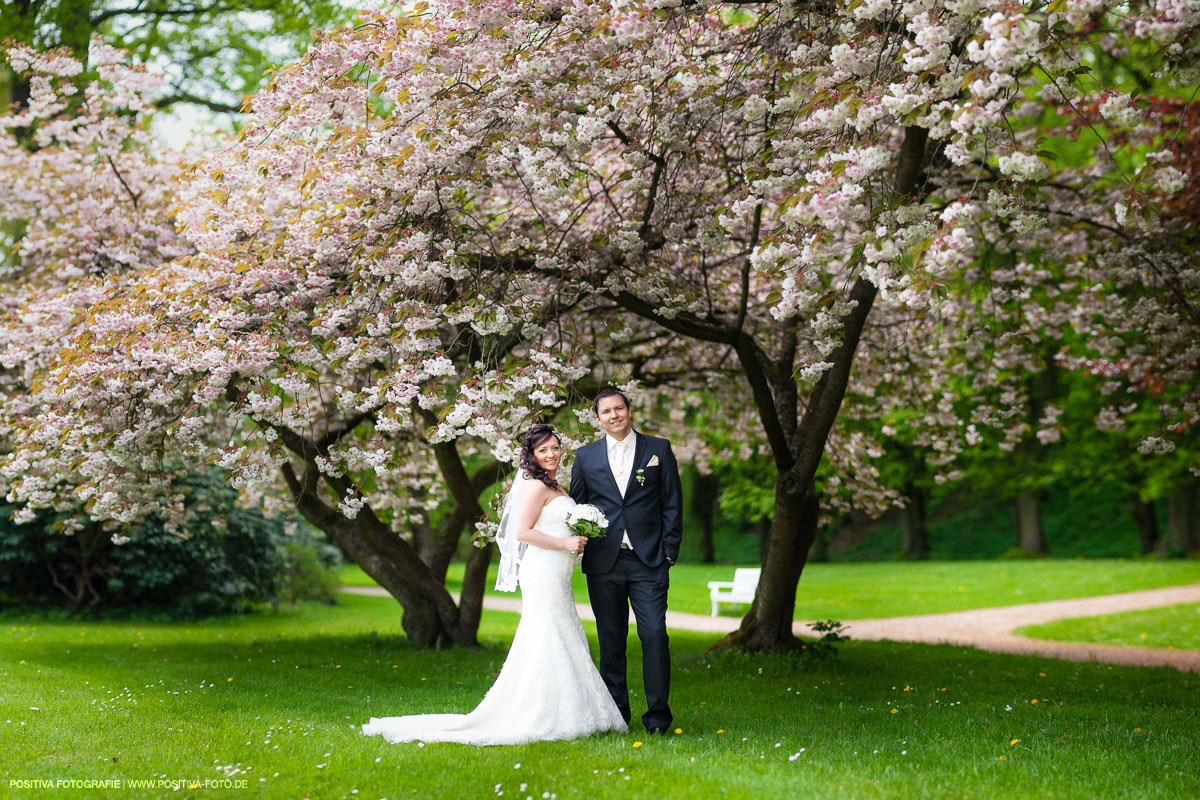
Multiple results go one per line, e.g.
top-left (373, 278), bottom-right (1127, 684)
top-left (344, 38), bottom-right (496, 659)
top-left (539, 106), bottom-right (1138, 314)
top-left (733, 330), bottom-right (793, 471)
top-left (155, 91), bottom-right (245, 115)
top-left (606, 288), bottom-right (737, 345)
top-left (318, 407), bottom-right (380, 451)
top-left (788, 125), bottom-right (929, 490)
top-left (91, 3), bottom-right (235, 26)
top-left (105, 156), bottom-right (141, 210)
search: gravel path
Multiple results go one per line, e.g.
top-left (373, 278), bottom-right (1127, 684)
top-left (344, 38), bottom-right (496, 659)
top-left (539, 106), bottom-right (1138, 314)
top-left (342, 583), bottom-right (1200, 673)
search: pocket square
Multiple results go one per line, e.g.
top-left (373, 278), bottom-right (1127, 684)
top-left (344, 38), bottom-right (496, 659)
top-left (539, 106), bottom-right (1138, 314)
top-left (646, 455), bottom-right (660, 467)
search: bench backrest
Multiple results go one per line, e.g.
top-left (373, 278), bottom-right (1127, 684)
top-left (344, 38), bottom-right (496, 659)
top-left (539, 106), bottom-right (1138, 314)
top-left (732, 568), bottom-right (761, 591)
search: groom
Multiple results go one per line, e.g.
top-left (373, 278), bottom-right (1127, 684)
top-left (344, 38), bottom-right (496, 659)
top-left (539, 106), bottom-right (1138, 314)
top-left (570, 388), bottom-right (682, 734)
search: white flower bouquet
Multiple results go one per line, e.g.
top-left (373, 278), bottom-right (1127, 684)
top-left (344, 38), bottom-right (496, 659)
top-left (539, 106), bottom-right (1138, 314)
top-left (565, 504), bottom-right (609, 539)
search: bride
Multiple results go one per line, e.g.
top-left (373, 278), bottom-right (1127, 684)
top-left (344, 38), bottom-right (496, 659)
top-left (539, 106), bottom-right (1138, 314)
top-left (361, 423), bottom-right (628, 745)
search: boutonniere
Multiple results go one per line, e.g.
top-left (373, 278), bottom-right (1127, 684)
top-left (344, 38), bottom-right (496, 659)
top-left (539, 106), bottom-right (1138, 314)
top-left (636, 468), bottom-right (646, 486)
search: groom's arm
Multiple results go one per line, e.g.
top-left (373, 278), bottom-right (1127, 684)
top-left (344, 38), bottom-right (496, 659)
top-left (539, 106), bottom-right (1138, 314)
top-left (569, 449), bottom-right (588, 505)
top-left (660, 441), bottom-right (683, 564)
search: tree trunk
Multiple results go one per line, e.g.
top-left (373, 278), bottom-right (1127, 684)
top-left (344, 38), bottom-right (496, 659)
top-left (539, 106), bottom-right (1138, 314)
top-left (42, 524), bottom-right (108, 610)
top-left (410, 503), bottom-right (437, 566)
top-left (281, 461), bottom-right (464, 648)
top-left (716, 125), bottom-right (928, 651)
top-left (1162, 479), bottom-right (1199, 554)
top-left (756, 517), bottom-right (771, 562)
top-left (270, 416), bottom-right (506, 648)
top-left (1012, 490), bottom-right (1050, 554)
top-left (720, 272), bottom-right (878, 652)
top-left (456, 542), bottom-right (494, 646)
top-left (715, 485), bottom-right (818, 651)
top-left (900, 482), bottom-right (929, 558)
top-left (1131, 495), bottom-right (1159, 555)
top-left (690, 469), bottom-right (718, 564)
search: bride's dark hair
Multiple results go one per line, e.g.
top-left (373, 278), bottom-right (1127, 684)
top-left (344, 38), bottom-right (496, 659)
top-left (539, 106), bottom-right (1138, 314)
top-left (519, 423), bottom-right (562, 491)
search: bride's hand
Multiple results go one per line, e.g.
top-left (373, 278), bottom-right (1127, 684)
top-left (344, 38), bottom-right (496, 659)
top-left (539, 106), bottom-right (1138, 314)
top-left (563, 535), bottom-right (587, 554)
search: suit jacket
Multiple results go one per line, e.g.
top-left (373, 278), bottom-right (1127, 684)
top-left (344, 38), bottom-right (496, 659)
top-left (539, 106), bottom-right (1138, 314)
top-left (569, 431), bottom-right (683, 574)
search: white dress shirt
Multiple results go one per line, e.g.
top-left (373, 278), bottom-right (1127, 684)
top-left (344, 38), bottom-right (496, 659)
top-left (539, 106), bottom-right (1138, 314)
top-left (606, 431), bottom-right (636, 549)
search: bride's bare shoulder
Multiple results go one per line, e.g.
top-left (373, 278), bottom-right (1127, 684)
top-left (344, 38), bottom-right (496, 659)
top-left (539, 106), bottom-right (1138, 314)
top-left (518, 478), bottom-right (569, 512)
top-left (521, 479), bottom-right (555, 505)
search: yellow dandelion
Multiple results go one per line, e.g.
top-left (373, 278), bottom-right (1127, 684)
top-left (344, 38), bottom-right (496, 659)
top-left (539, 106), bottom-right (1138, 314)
top-left (1010, 739), bottom-right (1020, 746)
top-left (633, 741), bottom-right (643, 748)
top-left (18, 660), bottom-right (25, 665)
top-left (998, 756), bottom-right (1005, 761)
top-left (1030, 699), bottom-right (1038, 704)
top-left (226, 677), bottom-right (233, 682)
top-left (674, 728), bottom-right (682, 734)
top-left (890, 708), bottom-right (899, 714)
top-left (717, 729), bottom-right (725, 734)
top-left (1038, 672), bottom-right (1045, 677)
top-left (335, 665), bottom-right (341, 669)
top-left (392, 665), bottom-right (398, 669)
top-left (421, 677), bottom-right (426, 681)
top-left (1134, 728), bottom-right (1142, 733)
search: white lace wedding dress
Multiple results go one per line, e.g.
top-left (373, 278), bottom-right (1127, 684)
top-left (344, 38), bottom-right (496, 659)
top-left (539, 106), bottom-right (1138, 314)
top-left (361, 495), bottom-right (628, 745)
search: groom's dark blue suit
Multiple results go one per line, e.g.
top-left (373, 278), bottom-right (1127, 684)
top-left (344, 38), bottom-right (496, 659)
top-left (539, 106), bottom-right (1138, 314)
top-left (570, 430), bottom-right (682, 732)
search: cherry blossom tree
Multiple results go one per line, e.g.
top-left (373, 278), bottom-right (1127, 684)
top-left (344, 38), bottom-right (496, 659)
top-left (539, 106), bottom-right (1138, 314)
top-left (3, 0), bottom-right (1197, 651)
top-left (0, 41), bottom-right (584, 647)
top-left (1055, 93), bottom-right (1200, 553)
top-left (0, 0), bottom-right (354, 115)
top-left (0, 41), bottom-right (187, 438)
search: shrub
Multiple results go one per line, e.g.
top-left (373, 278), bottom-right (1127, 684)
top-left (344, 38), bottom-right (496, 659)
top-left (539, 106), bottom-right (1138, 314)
top-left (0, 471), bottom-right (340, 616)
top-left (279, 542), bottom-right (342, 606)
top-left (797, 619), bottom-right (850, 664)
top-left (999, 547), bottom-right (1048, 560)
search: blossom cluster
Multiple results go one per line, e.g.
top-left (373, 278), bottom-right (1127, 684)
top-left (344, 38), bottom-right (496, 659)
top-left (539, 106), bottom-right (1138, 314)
top-left (0, 0), bottom-right (1196, 552)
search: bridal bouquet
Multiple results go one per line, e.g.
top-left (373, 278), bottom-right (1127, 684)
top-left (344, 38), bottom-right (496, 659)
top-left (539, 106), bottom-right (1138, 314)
top-left (566, 504), bottom-right (609, 539)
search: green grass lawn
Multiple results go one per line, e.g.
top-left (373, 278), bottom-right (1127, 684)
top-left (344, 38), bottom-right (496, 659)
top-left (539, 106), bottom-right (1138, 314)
top-left (3, 593), bottom-right (1198, 799)
top-left (1018, 603), bottom-right (1200, 652)
top-left (341, 558), bottom-right (1200, 620)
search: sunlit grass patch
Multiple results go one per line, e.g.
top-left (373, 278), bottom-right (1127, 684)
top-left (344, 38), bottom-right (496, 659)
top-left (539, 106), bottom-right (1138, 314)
top-left (2, 592), bottom-right (1199, 799)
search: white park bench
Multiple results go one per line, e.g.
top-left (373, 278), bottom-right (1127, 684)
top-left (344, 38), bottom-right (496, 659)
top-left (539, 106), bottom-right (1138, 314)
top-left (707, 567), bottom-right (761, 616)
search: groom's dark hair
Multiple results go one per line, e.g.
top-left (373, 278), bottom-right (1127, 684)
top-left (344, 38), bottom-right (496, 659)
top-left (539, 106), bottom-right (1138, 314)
top-left (593, 388), bottom-right (631, 416)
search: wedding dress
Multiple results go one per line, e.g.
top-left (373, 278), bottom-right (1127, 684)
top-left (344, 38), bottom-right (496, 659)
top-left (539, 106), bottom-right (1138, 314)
top-left (361, 495), bottom-right (628, 745)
